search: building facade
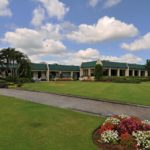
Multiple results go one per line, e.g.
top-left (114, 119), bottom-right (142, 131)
top-left (31, 63), bottom-right (80, 81)
top-left (0, 60), bottom-right (148, 81)
top-left (80, 60), bottom-right (148, 80)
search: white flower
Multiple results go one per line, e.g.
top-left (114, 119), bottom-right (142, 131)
top-left (133, 131), bottom-right (150, 150)
top-left (142, 120), bottom-right (150, 126)
top-left (119, 114), bottom-right (130, 119)
top-left (101, 130), bottom-right (119, 144)
top-left (103, 117), bottom-right (120, 125)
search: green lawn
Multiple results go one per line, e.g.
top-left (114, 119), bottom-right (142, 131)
top-left (21, 81), bottom-right (150, 106)
top-left (0, 95), bottom-right (103, 150)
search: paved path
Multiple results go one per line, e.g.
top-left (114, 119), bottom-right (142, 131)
top-left (0, 89), bottom-right (150, 120)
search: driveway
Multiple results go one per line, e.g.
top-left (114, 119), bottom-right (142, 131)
top-left (0, 89), bottom-right (150, 119)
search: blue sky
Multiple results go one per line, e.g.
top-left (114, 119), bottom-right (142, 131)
top-left (0, 0), bottom-right (150, 65)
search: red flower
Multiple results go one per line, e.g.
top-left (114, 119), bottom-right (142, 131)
top-left (117, 117), bottom-right (142, 135)
top-left (98, 122), bottom-right (116, 134)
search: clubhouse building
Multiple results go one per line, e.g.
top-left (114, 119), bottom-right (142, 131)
top-left (0, 59), bottom-right (148, 81)
top-left (30, 59), bottom-right (148, 81)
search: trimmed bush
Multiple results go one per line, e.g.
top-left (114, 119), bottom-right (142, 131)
top-left (0, 80), bottom-right (8, 88)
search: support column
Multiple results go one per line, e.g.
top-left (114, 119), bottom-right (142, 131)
top-left (59, 71), bottom-right (62, 78)
top-left (125, 68), bottom-right (129, 77)
top-left (46, 63), bottom-right (49, 81)
top-left (71, 71), bottom-right (73, 78)
top-left (108, 68), bottom-right (111, 77)
top-left (138, 70), bottom-right (141, 77)
top-left (132, 70), bottom-right (135, 77)
top-left (88, 69), bottom-right (91, 77)
top-left (145, 71), bottom-right (148, 77)
top-left (117, 69), bottom-right (120, 77)
top-left (80, 68), bottom-right (83, 77)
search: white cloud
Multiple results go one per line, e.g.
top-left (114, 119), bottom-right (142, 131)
top-left (101, 53), bottom-right (143, 64)
top-left (67, 16), bottom-right (138, 43)
top-left (41, 48), bottom-right (142, 65)
top-left (74, 48), bottom-right (100, 60)
top-left (104, 0), bottom-right (122, 8)
top-left (88, 0), bottom-right (99, 7)
top-left (121, 32), bottom-right (150, 51)
top-left (40, 23), bottom-right (62, 40)
top-left (38, 0), bottom-right (69, 20)
top-left (0, 0), bottom-right (12, 17)
top-left (17, 45), bottom-right (142, 65)
top-left (31, 6), bottom-right (45, 26)
top-left (3, 28), bottom-right (66, 56)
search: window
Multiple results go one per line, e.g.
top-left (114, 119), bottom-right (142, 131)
top-left (83, 69), bottom-right (88, 76)
top-left (91, 69), bottom-right (95, 76)
top-left (38, 71), bottom-right (41, 78)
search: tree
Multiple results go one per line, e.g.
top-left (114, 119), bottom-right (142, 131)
top-left (146, 59), bottom-right (150, 76)
top-left (94, 64), bottom-right (103, 81)
top-left (0, 48), bottom-right (31, 79)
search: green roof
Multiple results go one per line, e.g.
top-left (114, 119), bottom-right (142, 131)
top-left (81, 61), bottom-right (97, 68)
top-left (31, 63), bottom-right (47, 71)
top-left (128, 64), bottom-right (146, 70)
top-left (102, 61), bottom-right (127, 69)
top-left (49, 64), bottom-right (79, 71)
top-left (81, 60), bottom-right (146, 70)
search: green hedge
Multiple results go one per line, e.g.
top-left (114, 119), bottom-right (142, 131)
top-left (99, 76), bottom-right (150, 84)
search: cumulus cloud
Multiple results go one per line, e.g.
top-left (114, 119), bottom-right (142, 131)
top-left (39, 48), bottom-right (142, 65)
top-left (67, 16), bottom-right (138, 43)
top-left (3, 28), bottom-right (66, 56)
top-left (121, 32), bottom-right (150, 51)
top-left (104, 0), bottom-right (122, 8)
top-left (88, 0), bottom-right (99, 7)
top-left (74, 48), bottom-right (100, 60)
top-left (31, 6), bottom-right (45, 26)
top-left (40, 23), bottom-right (62, 40)
top-left (37, 0), bottom-right (69, 20)
top-left (101, 53), bottom-right (143, 64)
top-left (0, 0), bottom-right (12, 17)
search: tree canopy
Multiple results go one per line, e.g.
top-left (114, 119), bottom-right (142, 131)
top-left (94, 64), bottom-right (103, 81)
top-left (0, 48), bottom-right (31, 79)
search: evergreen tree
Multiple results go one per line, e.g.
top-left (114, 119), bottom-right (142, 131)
top-left (94, 64), bottom-right (103, 81)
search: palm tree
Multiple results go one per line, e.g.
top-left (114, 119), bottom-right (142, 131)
top-left (0, 48), bottom-right (31, 79)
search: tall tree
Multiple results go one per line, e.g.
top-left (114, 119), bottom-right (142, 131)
top-left (0, 48), bottom-right (31, 79)
top-left (146, 59), bottom-right (150, 76)
top-left (94, 64), bottom-right (103, 81)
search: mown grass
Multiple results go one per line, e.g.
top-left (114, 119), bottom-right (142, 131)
top-left (0, 95), bottom-right (104, 150)
top-left (21, 81), bottom-right (150, 106)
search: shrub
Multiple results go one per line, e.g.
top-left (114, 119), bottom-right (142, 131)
top-left (0, 80), bottom-right (8, 88)
top-left (16, 78), bottom-right (32, 83)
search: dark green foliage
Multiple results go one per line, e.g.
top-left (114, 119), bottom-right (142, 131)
top-left (99, 76), bottom-right (150, 83)
top-left (0, 48), bottom-right (31, 80)
top-left (146, 59), bottom-right (150, 76)
top-left (0, 80), bottom-right (8, 88)
top-left (94, 64), bottom-right (103, 81)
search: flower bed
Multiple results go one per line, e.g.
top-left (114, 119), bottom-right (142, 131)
top-left (93, 115), bottom-right (150, 150)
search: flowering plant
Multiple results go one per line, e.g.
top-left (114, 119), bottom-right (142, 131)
top-left (93, 115), bottom-right (150, 150)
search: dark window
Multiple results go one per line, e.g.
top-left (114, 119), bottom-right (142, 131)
top-left (38, 71), bottom-right (41, 78)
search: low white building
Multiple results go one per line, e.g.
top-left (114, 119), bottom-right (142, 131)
top-left (80, 60), bottom-right (148, 80)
